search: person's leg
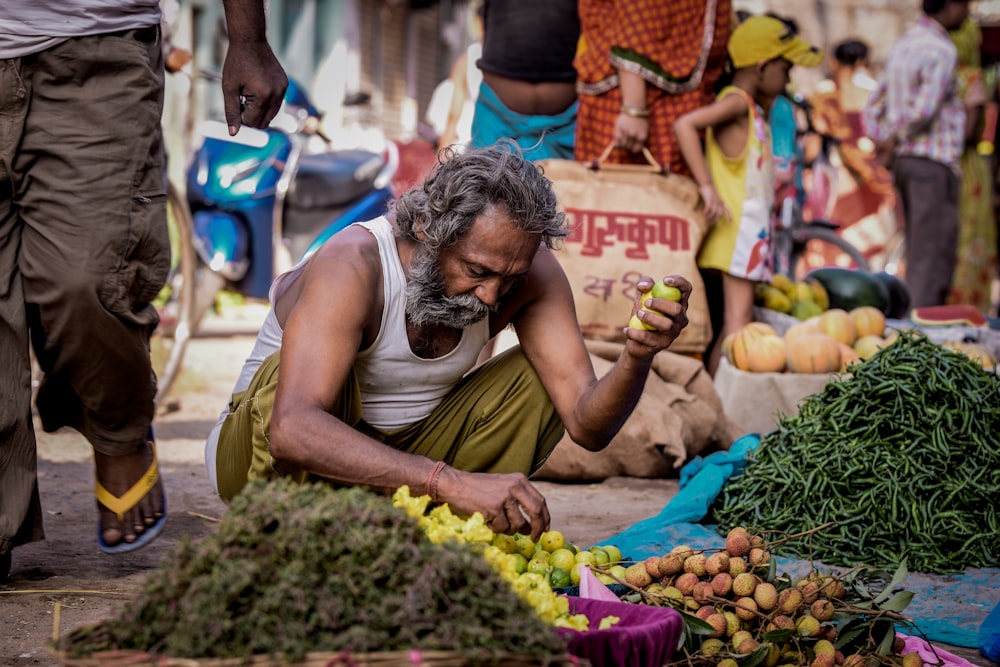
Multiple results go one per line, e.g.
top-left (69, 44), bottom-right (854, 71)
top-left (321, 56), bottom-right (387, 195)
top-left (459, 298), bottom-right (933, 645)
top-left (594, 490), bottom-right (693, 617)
top-left (388, 347), bottom-right (564, 476)
top-left (896, 156), bottom-right (960, 308)
top-left (18, 29), bottom-right (169, 550)
top-left (0, 57), bottom-right (45, 577)
top-left (214, 352), bottom-right (364, 502)
top-left (216, 347), bottom-right (563, 501)
top-left (705, 274), bottom-right (755, 377)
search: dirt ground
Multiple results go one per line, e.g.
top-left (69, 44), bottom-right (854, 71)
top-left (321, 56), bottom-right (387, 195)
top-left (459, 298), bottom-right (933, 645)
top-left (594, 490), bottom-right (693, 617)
top-left (1, 306), bottom-right (995, 667)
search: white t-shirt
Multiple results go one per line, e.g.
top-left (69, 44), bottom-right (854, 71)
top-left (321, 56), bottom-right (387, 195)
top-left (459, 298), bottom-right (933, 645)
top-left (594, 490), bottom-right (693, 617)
top-left (0, 0), bottom-right (160, 58)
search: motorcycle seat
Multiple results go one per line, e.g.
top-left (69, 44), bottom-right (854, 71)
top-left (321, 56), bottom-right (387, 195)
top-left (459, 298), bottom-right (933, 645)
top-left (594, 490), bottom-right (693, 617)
top-left (286, 149), bottom-right (384, 210)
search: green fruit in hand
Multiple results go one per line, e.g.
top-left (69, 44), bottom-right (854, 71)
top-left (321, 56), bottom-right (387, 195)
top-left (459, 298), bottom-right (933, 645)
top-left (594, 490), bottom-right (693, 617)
top-left (649, 282), bottom-right (682, 302)
top-left (630, 282), bottom-right (680, 330)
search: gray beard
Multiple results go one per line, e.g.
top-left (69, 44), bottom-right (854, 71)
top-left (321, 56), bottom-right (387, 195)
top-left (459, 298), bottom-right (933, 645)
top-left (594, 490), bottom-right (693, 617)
top-left (404, 248), bottom-right (491, 329)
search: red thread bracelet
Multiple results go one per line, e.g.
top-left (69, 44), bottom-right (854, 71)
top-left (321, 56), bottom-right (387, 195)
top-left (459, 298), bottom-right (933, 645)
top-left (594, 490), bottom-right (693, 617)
top-left (426, 461), bottom-right (446, 502)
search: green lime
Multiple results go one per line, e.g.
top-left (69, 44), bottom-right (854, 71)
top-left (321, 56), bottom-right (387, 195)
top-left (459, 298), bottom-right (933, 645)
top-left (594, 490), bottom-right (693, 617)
top-left (549, 567), bottom-right (572, 589)
top-left (602, 544), bottom-right (623, 564)
top-left (588, 547), bottom-right (610, 566)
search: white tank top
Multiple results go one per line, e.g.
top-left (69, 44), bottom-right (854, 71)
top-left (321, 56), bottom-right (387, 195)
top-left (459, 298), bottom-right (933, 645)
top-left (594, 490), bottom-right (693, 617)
top-left (205, 216), bottom-right (490, 491)
top-left (355, 216), bottom-right (490, 430)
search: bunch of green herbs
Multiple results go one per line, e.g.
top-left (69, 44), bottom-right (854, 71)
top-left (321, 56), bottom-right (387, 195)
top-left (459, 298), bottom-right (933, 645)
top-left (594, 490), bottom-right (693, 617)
top-left (61, 479), bottom-right (566, 662)
top-left (710, 330), bottom-right (1000, 574)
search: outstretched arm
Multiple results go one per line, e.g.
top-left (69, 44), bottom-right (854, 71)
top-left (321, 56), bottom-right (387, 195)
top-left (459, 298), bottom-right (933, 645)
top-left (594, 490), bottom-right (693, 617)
top-left (221, 0), bottom-right (288, 134)
top-left (513, 251), bottom-right (691, 451)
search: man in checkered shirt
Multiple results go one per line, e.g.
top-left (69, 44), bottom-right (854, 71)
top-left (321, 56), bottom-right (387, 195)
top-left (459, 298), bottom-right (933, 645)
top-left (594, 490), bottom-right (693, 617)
top-left (863, 0), bottom-right (970, 308)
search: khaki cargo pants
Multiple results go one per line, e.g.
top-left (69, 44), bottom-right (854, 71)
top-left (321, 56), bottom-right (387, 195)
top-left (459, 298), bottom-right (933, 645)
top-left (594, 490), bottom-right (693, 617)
top-left (0, 28), bottom-right (168, 555)
top-left (215, 346), bottom-right (565, 502)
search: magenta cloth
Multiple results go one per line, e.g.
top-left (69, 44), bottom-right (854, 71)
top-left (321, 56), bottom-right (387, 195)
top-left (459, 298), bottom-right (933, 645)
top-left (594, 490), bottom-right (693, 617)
top-left (577, 564), bottom-right (621, 602)
top-left (897, 632), bottom-right (978, 667)
top-left (556, 596), bottom-right (684, 667)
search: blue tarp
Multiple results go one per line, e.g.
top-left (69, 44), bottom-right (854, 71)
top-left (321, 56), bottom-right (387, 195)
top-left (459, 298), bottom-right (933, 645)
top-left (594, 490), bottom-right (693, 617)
top-left (604, 435), bottom-right (1000, 650)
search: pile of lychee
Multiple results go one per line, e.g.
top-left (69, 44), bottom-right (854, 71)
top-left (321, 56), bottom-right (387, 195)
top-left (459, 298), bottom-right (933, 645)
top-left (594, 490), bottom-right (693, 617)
top-left (605, 527), bottom-right (921, 667)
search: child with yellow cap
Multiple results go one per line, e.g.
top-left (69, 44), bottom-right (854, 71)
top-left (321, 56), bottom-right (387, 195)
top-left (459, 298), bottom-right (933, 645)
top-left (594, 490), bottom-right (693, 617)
top-left (674, 14), bottom-right (822, 377)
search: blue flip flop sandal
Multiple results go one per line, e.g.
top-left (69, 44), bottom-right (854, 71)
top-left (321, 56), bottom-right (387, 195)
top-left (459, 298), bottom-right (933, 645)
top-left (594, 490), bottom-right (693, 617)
top-left (95, 442), bottom-right (166, 554)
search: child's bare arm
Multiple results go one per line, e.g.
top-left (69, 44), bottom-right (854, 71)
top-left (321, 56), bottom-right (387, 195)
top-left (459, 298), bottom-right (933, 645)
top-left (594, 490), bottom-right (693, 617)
top-left (673, 94), bottom-right (748, 223)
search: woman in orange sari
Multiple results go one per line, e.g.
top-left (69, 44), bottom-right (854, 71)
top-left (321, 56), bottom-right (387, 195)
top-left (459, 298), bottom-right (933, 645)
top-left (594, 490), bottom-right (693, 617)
top-left (803, 39), bottom-right (899, 272)
top-left (573, 0), bottom-right (732, 175)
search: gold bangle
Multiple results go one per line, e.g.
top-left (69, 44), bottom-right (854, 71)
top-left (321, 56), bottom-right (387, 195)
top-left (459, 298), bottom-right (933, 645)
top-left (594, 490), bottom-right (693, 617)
top-left (621, 105), bottom-right (650, 118)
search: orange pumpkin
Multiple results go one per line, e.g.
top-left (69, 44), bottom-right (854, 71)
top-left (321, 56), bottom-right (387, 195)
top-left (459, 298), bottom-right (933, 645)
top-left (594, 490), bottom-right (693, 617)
top-left (838, 343), bottom-right (861, 371)
top-left (731, 324), bottom-right (778, 371)
top-left (786, 333), bottom-right (842, 374)
top-left (850, 306), bottom-right (887, 339)
top-left (745, 335), bottom-right (787, 373)
top-left (783, 321), bottom-right (821, 343)
top-left (744, 322), bottom-right (778, 338)
top-left (818, 309), bottom-right (857, 346)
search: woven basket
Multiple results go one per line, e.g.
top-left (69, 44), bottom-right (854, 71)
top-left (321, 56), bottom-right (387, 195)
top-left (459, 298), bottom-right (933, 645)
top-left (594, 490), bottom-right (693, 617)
top-left (54, 650), bottom-right (588, 667)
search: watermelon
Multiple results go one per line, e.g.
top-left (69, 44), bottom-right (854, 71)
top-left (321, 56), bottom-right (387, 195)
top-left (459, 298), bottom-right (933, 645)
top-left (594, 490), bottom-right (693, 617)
top-left (869, 271), bottom-right (911, 319)
top-left (911, 304), bottom-right (988, 327)
top-left (804, 267), bottom-right (890, 314)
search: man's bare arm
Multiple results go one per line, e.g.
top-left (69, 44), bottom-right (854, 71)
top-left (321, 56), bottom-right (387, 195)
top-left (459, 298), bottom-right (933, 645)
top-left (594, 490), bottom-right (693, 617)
top-left (514, 250), bottom-right (691, 451)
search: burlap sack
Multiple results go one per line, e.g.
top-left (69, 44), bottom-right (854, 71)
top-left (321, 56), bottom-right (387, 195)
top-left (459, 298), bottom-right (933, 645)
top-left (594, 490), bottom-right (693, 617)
top-left (713, 357), bottom-right (836, 436)
top-left (537, 155), bottom-right (713, 356)
top-left (533, 341), bottom-right (743, 481)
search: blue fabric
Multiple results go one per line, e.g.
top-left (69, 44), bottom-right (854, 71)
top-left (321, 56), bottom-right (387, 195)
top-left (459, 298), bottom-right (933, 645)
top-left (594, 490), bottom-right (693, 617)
top-left (981, 600), bottom-right (1000, 661)
top-left (469, 81), bottom-right (577, 160)
top-left (605, 434), bottom-right (1000, 650)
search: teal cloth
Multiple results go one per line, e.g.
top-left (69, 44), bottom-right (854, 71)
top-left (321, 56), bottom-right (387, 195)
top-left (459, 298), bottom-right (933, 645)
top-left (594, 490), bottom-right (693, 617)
top-left (605, 434), bottom-right (1000, 651)
top-left (469, 81), bottom-right (577, 160)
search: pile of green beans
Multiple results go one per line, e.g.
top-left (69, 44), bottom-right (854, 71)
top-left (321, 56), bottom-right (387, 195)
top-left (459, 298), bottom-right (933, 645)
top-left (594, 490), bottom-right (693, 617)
top-left (710, 330), bottom-right (1000, 574)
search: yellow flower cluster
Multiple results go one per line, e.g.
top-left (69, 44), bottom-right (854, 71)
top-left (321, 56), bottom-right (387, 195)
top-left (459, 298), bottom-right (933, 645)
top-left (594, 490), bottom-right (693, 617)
top-left (392, 485), bottom-right (590, 631)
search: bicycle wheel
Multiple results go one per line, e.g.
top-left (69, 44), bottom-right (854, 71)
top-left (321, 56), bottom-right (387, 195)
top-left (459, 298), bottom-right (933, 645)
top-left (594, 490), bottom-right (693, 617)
top-left (151, 180), bottom-right (196, 407)
top-left (789, 225), bottom-right (870, 280)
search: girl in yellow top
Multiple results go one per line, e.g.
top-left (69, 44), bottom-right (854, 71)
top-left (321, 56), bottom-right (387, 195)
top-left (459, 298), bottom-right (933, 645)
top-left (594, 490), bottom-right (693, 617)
top-left (674, 15), bottom-right (821, 376)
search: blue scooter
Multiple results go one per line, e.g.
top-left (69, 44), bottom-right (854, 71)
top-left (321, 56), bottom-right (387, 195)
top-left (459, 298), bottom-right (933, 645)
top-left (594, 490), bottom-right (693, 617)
top-left (185, 80), bottom-right (397, 323)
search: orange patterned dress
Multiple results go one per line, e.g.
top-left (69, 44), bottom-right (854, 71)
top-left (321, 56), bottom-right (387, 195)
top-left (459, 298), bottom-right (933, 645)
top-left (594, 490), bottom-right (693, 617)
top-left (574, 0), bottom-right (732, 175)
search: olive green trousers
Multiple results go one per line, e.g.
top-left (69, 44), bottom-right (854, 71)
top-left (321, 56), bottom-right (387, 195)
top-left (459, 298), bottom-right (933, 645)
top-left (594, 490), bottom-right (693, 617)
top-left (215, 346), bottom-right (565, 502)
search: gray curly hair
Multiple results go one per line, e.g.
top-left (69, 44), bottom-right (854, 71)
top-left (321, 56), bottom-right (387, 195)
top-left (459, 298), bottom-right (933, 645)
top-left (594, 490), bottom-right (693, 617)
top-left (392, 142), bottom-right (567, 249)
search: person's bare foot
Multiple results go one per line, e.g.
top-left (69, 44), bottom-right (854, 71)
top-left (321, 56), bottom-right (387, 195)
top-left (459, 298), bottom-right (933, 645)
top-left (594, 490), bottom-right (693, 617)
top-left (93, 440), bottom-right (166, 550)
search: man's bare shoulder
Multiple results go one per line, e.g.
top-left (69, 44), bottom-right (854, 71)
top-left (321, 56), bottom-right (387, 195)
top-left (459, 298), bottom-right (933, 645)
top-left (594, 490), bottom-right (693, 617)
top-left (305, 224), bottom-right (384, 282)
top-left (276, 224), bottom-right (386, 324)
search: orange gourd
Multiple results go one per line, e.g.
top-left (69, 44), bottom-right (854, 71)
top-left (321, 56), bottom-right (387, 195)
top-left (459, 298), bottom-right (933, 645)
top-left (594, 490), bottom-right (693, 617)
top-left (786, 333), bottom-right (842, 374)
top-left (745, 335), bottom-right (787, 373)
top-left (783, 321), bottom-right (821, 343)
top-left (850, 306), bottom-right (887, 339)
top-left (744, 322), bottom-right (778, 338)
top-left (731, 324), bottom-right (778, 371)
top-left (818, 309), bottom-right (857, 346)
